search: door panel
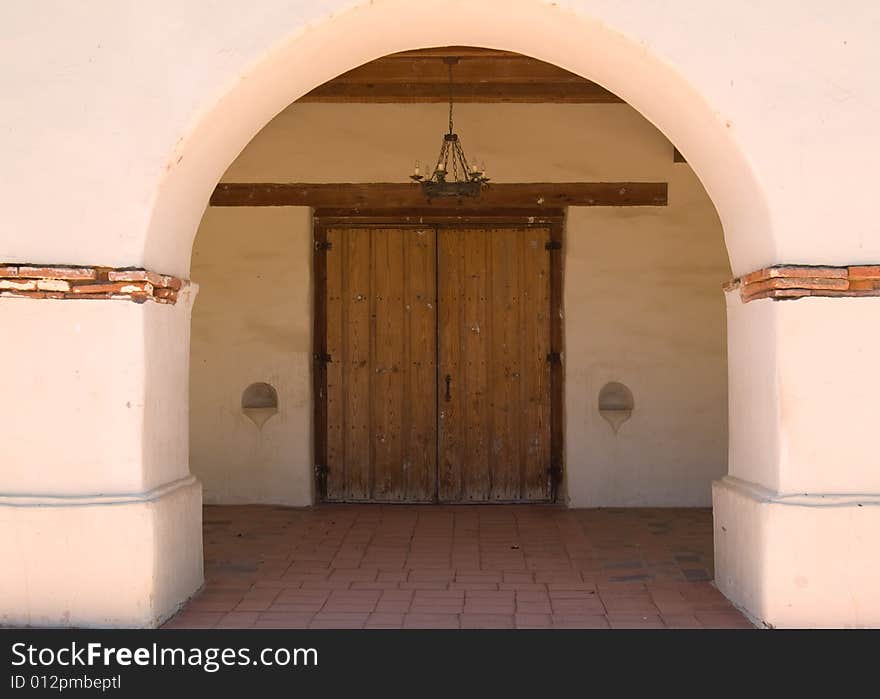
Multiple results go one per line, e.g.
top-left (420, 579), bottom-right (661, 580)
top-left (437, 227), bottom-right (552, 502)
top-left (325, 227), bottom-right (437, 501)
top-left (325, 226), bottom-right (371, 500)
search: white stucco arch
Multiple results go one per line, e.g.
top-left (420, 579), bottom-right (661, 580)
top-left (144, 0), bottom-right (772, 279)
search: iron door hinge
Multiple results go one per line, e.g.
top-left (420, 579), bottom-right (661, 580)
top-left (315, 240), bottom-right (333, 251)
top-left (545, 240), bottom-right (562, 251)
top-left (548, 461), bottom-right (563, 503)
top-left (546, 351), bottom-right (562, 365)
top-left (315, 464), bottom-right (329, 498)
top-left (314, 352), bottom-right (332, 364)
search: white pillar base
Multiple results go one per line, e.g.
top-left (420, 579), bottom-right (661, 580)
top-left (0, 477), bottom-right (203, 628)
top-left (713, 476), bottom-right (880, 628)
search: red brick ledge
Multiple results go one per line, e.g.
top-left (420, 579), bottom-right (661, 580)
top-left (725, 265), bottom-right (880, 302)
top-left (0, 265), bottom-right (187, 304)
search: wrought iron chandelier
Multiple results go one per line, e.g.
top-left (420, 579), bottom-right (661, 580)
top-left (410, 57), bottom-right (489, 198)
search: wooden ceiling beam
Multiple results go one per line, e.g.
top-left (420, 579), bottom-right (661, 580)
top-left (324, 56), bottom-right (584, 84)
top-left (300, 81), bottom-right (620, 103)
top-left (387, 47), bottom-right (522, 58)
top-left (312, 208), bottom-right (566, 225)
top-left (210, 182), bottom-right (668, 208)
top-left (296, 46), bottom-right (621, 104)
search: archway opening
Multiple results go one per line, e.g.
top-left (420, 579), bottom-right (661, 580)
top-left (169, 44), bottom-right (750, 629)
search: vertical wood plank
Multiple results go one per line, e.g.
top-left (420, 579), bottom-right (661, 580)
top-left (371, 228), bottom-right (406, 500)
top-left (488, 227), bottom-right (520, 500)
top-left (343, 227), bottom-right (373, 500)
top-left (324, 227), bottom-right (345, 500)
top-left (462, 229), bottom-right (491, 501)
top-left (437, 228), bottom-right (462, 501)
top-left (548, 221), bottom-right (564, 502)
top-left (403, 227), bottom-right (437, 501)
top-left (313, 226), bottom-right (328, 499)
top-left (521, 227), bottom-right (552, 500)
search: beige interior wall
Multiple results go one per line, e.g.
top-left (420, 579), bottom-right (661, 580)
top-left (191, 102), bottom-right (730, 507)
top-left (190, 207), bottom-right (313, 506)
top-left (565, 166), bottom-right (728, 506)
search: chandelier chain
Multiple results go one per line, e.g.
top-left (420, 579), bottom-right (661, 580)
top-left (448, 60), bottom-right (454, 135)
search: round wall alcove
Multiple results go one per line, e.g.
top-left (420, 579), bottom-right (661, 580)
top-left (241, 382), bottom-right (279, 428)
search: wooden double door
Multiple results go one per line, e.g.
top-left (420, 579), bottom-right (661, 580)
top-left (315, 223), bottom-right (560, 503)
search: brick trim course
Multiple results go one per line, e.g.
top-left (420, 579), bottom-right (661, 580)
top-left (3, 262), bottom-right (877, 306)
top-left (0, 265), bottom-right (186, 304)
top-left (726, 265), bottom-right (880, 302)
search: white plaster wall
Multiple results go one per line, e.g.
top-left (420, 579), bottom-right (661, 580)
top-left (3, 1), bottom-right (878, 279)
top-left (0, 295), bottom-right (194, 495)
top-left (727, 293), bottom-right (880, 495)
top-left (191, 102), bottom-right (730, 506)
top-left (718, 293), bottom-right (880, 627)
top-left (0, 294), bottom-right (203, 627)
top-left (0, 301), bottom-right (149, 495)
top-left (726, 292), bottom-right (781, 491)
top-left (0, 478), bottom-right (203, 628)
top-left (714, 476), bottom-right (880, 628)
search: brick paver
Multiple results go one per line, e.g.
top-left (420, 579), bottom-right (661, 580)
top-left (162, 505), bottom-right (753, 629)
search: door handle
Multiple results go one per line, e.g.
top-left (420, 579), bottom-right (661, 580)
top-left (444, 374), bottom-right (452, 402)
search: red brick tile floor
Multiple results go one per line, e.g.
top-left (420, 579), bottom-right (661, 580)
top-left (162, 505), bottom-right (753, 629)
